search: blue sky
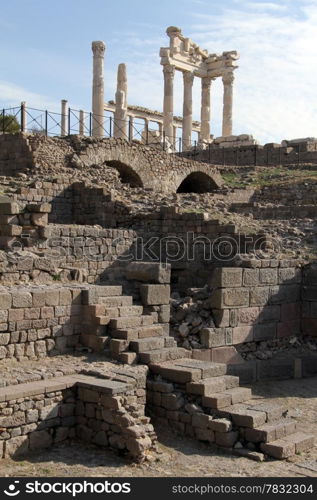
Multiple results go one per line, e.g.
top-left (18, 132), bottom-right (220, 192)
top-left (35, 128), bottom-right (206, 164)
top-left (1, 0), bottom-right (317, 143)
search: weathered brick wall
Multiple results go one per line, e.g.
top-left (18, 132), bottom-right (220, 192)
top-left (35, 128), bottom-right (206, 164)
top-left (0, 133), bottom-right (33, 175)
top-left (0, 371), bottom-right (157, 462)
top-left (181, 142), bottom-right (317, 167)
top-left (0, 134), bottom-right (223, 194)
top-left (197, 262), bottom-right (302, 357)
top-left (0, 285), bottom-right (84, 360)
top-left (302, 263), bottom-right (317, 337)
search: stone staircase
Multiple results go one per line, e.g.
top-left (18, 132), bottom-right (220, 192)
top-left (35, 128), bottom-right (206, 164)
top-left (81, 285), bottom-right (188, 364)
top-left (81, 285), bottom-right (315, 460)
top-left (148, 358), bottom-right (315, 460)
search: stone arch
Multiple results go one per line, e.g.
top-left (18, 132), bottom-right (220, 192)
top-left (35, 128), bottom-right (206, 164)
top-left (105, 160), bottom-right (143, 188)
top-left (176, 171), bottom-right (219, 193)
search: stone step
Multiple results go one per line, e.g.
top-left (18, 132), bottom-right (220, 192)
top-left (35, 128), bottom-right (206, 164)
top-left (172, 359), bottom-right (227, 379)
top-left (260, 432), bottom-right (315, 459)
top-left (82, 286), bottom-right (123, 304)
top-left (95, 315), bottom-right (111, 326)
top-left (109, 315), bottom-right (154, 330)
top-left (139, 347), bottom-right (190, 364)
top-left (218, 403), bottom-right (267, 428)
top-left (111, 325), bottom-right (164, 340)
top-left (130, 336), bottom-right (176, 353)
top-left (245, 418), bottom-right (297, 444)
top-left (81, 333), bottom-right (110, 352)
top-left (202, 388), bottom-right (252, 409)
top-left (149, 359), bottom-right (230, 384)
top-left (246, 401), bottom-right (287, 422)
top-left (115, 305), bottom-right (144, 317)
top-left (186, 375), bottom-right (239, 396)
top-left (98, 295), bottom-right (133, 307)
top-left (109, 338), bottom-right (129, 356)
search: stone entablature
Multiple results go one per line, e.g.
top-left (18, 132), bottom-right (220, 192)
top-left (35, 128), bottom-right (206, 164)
top-left (160, 26), bottom-right (239, 147)
top-left (160, 26), bottom-right (238, 79)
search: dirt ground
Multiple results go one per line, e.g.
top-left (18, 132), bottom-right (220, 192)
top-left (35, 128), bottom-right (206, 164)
top-left (0, 376), bottom-right (316, 478)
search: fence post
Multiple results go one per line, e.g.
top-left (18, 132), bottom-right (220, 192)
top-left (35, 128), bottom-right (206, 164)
top-left (61, 99), bottom-right (68, 136)
top-left (20, 101), bottom-right (26, 133)
top-left (2, 109), bottom-right (5, 134)
top-left (109, 116), bottom-right (112, 138)
top-left (208, 142), bottom-right (211, 163)
top-left (223, 147), bottom-right (225, 166)
top-left (79, 110), bottom-right (84, 135)
top-left (89, 112), bottom-right (92, 136)
top-left (45, 110), bottom-right (48, 136)
top-left (68, 108), bottom-right (71, 135)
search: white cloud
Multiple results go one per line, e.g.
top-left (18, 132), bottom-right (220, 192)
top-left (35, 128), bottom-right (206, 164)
top-left (0, 81), bottom-right (59, 110)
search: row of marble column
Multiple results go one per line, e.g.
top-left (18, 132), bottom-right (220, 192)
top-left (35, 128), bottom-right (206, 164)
top-left (163, 64), bottom-right (234, 149)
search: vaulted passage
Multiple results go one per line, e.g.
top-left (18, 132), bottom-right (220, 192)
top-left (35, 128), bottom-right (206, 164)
top-left (176, 172), bottom-right (218, 193)
top-left (106, 160), bottom-right (143, 188)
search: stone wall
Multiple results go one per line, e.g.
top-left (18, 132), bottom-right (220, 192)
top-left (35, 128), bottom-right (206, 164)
top-left (0, 285), bottom-right (84, 360)
top-left (0, 371), bottom-right (156, 462)
top-left (302, 263), bottom-right (317, 337)
top-left (189, 261), bottom-right (302, 364)
top-left (0, 134), bottom-right (223, 194)
top-left (181, 141), bottom-right (317, 166)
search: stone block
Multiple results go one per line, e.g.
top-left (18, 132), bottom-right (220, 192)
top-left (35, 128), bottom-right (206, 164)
top-left (215, 430), bottom-right (239, 447)
top-left (258, 305), bottom-right (280, 322)
top-left (211, 288), bottom-right (249, 309)
top-left (250, 287), bottom-right (270, 306)
top-left (232, 326), bottom-right (253, 344)
top-left (211, 268), bottom-right (243, 288)
top-left (277, 320), bottom-right (300, 338)
top-left (260, 439), bottom-right (295, 459)
top-left (4, 435), bottom-right (29, 457)
top-left (259, 268), bottom-right (278, 285)
top-left (29, 430), bottom-right (53, 449)
top-left (140, 284), bottom-right (170, 305)
top-left (126, 262), bottom-right (171, 284)
top-left (211, 346), bottom-right (244, 364)
top-left (31, 212), bottom-right (48, 226)
top-left (195, 428), bottom-right (215, 442)
top-left (200, 328), bottom-right (225, 348)
top-left (208, 418), bottom-right (232, 433)
top-left (192, 413), bottom-right (211, 428)
top-left (213, 309), bottom-right (230, 327)
top-left (270, 285), bottom-right (300, 304)
top-left (238, 307), bottom-right (260, 325)
top-left (253, 323), bottom-right (276, 341)
top-left (278, 268), bottom-right (301, 284)
top-left (243, 269), bottom-right (259, 286)
top-left (12, 292), bottom-right (32, 308)
top-left (0, 201), bottom-right (20, 215)
top-left (0, 293), bottom-right (12, 309)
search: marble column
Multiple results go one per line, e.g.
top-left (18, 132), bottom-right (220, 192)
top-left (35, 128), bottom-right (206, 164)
top-left (144, 118), bottom-right (149, 143)
top-left (182, 71), bottom-right (194, 151)
top-left (200, 77), bottom-right (212, 143)
top-left (163, 64), bottom-right (175, 143)
top-left (92, 40), bottom-right (106, 138)
top-left (79, 110), bottom-right (85, 135)
top-left (114, 63), bottom-right (128, 139)
top-left (222, 72), bottom-right (234, 137)
top-left (128, 115), bottom-right (134, 141)
top-left (61, 99), bottom-right (68, 136)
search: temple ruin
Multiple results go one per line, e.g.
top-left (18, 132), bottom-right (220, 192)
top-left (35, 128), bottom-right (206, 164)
top-left (0, 25), bottom-right (316, 470)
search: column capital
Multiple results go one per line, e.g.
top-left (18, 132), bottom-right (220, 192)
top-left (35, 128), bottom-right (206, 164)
top-left (222, 72), bottom-right (234, 85)
top-left (92, 40), bottom-right (106, 57)
top-left (183, 70), bottom-right (194, 85)
top-left (202, 77), bottom-right (213, 90)
top-left (163, 64), bottom-right (175, 76)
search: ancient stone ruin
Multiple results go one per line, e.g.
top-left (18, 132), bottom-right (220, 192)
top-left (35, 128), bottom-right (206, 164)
top-left (0, 26), bottom-right (316, 467)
